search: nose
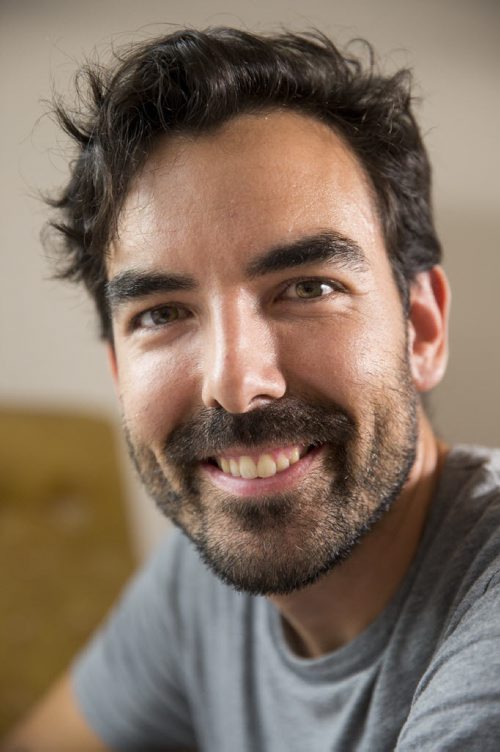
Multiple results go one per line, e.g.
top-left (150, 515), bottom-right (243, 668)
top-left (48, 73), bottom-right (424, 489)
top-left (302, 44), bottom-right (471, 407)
top-left (201, 295), bottom-right (287, 414)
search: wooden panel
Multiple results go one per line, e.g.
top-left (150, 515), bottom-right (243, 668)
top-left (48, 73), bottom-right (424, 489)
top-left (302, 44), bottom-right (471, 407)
top-left (0, 407), bottom-right (135, 732)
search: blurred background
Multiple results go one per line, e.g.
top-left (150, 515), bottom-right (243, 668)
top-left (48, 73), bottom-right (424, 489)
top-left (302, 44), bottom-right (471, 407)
top-left (1, 0), bottom-right (499, 732)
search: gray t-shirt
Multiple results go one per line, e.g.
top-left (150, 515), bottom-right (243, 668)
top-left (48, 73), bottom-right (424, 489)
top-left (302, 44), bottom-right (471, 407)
top-left (73, 445), bottom-right (500, 751)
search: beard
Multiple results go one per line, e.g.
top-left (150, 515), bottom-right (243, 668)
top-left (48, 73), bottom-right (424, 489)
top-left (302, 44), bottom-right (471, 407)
top-left (124, 354), bottom-right (418, 597)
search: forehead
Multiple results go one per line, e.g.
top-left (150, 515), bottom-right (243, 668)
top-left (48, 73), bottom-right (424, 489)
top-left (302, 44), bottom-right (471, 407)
top-left (110, 111), bottom-right (384, 275)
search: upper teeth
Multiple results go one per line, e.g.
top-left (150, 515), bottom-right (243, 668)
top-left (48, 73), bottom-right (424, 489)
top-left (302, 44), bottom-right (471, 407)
top-left (215, 447), bottom-right (301, 479)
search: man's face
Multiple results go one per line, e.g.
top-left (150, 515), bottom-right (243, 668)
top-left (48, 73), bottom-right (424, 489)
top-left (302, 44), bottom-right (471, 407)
top-left (108, 112), bottom-right (419, 595)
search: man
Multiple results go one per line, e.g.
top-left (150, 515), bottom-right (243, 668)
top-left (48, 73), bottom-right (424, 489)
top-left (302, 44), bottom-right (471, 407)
top-left (4, 27), bottom-right (500, 751)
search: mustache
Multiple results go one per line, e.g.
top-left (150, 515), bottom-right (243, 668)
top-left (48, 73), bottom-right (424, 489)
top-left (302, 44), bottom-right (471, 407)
top-left (163, 396), bottom-right (356, 465)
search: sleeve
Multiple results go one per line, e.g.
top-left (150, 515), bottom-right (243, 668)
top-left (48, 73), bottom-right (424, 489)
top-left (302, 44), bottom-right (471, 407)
top-left (395, 571), bottom-right (500, 751)
top-left (71, 529), bottom-right (197, 751)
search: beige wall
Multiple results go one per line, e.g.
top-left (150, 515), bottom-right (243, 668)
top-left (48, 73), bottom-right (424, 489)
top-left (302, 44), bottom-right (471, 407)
top-left (2, 0), bottom-right (499, 558)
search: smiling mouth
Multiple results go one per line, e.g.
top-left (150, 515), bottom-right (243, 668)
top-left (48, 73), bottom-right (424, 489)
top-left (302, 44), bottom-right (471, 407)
top-left (208, 445), bottom-right (312, 479)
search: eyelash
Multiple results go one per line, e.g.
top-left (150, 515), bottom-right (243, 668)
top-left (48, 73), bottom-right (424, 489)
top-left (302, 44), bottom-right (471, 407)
top-left (130, 277), bottom-right (344, 332)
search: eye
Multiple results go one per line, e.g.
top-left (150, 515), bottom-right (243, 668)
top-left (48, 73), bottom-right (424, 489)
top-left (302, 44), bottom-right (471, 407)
top-left (281, 279), bottom-right (340, 300)
top-left (133, 305), bottom-right (189, 330)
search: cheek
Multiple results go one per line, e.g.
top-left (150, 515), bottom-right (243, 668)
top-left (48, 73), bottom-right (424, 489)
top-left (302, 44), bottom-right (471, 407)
top-left (116, 347), bottom-right (198, 443)
top-left (279, 311), bottom-right (406, 403)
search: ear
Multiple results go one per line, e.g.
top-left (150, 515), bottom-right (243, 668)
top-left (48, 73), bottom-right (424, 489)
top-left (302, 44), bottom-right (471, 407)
top-left (408, 266), bottom-right (450, 393)
top-left (106, 342), bottom-right (119, 389)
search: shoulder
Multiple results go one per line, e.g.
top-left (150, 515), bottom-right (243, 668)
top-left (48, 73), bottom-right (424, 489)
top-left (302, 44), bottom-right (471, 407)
top-left (425, 445), bottom-right (500, 605)
top-left (433, 444), bottom-right (500, 556)
top-left (440, 444), bottom-right (500, 499)
top-left (394, 447), bottom-right (500, 750)
top-left (445, 444), bottom-right (500, 487)
top-left (70, 527), bottom-right (244, 749)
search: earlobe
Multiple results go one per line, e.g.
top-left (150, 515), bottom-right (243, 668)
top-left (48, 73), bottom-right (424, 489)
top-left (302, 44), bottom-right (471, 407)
top-left (408, 266), bottom-right (450, 393)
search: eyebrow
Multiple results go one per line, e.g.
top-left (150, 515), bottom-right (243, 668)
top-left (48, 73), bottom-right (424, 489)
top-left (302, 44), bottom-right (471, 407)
top-left (106, 231), bottom-right (368, 314)
top-left (106, 270), bottom-right (197, 314)
top-left (246, 231), bottom-right (368, 278)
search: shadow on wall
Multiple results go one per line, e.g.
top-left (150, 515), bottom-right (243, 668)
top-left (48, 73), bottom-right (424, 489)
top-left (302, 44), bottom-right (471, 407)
top-left (0, 406), bottom-right (135, 733)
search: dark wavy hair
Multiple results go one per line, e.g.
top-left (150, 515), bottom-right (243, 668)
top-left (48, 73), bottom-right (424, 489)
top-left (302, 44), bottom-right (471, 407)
top-left (48, 27), bottom-right (441, 339)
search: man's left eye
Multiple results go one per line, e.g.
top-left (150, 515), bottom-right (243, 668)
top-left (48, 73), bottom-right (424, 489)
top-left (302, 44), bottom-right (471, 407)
top-left (283, 280), bottom-right (337, 300)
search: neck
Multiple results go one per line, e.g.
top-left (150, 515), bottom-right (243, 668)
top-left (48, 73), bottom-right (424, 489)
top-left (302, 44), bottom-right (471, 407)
top-left (268, 410), bottom-right (447, 658)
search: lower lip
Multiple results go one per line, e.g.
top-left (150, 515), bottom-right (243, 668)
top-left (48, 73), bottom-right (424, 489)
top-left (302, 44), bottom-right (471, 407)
top-left (201, 445), bottom-right (324, 497)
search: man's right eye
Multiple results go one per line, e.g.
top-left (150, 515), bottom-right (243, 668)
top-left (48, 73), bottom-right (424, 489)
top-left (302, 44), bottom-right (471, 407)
top-left (132, 305), bottom-right (189, 330)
